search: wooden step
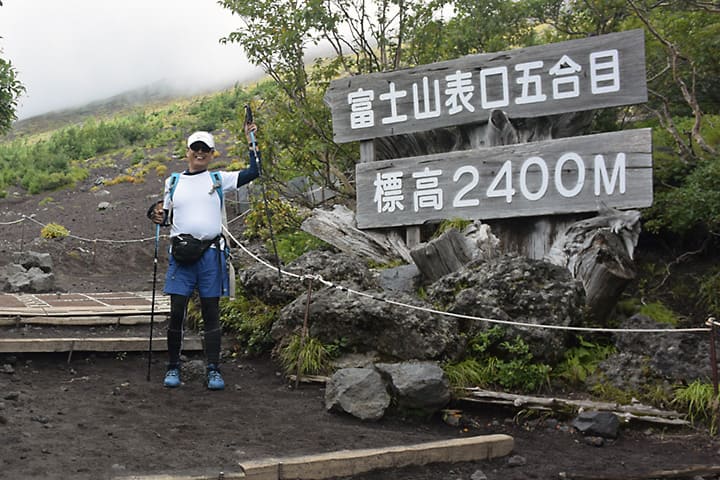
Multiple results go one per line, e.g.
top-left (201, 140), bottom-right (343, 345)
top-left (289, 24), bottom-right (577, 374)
top-left (0, 291), bottom-right (170, 317)
top-left (0, 314), bottom-right (166, 327)
top-left (0, 336), bottom-right (203, 353)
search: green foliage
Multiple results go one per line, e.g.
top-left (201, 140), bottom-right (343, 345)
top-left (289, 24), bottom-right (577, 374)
top-left (699, 268), bottom-right (720, 317)
top-left (40, 223), bottom-right (69, 239)
top-left (278, 333), bottom-right (335, 377)
top-left (243, 191), bottom-right (302, 240)
top-left (0, 86), bottom-right (249, 195)
top-left (673, 380), bottom-right (720, 435)
top-left (273, 230), bottom-right (328, 264)
top-left (435, 218), bottom-right (472, 237)
top-left (0, 56), bottom-right (25, 134)
top-left (554, 337), bottom-right (615, 385)
top-left (443, 327), bottom-right (551, 393)
top-left (642, 115), bottom-right (720, 238)
top-left (443, 358), bottom-right (486, 390)
top-left (38, 196), bottom-right (54, 206)
top-left (220, 289), bottom-right (279, 356)
top-left (589, 381), bottom-right (635, 405)
top-left (638, 301), bottom-right (680, 326)
top-left (186, 85), bottom-right (249, 131)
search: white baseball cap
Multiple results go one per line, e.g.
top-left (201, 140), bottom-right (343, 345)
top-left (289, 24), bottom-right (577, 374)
top-left (187, 131), bottom-right (215, 149)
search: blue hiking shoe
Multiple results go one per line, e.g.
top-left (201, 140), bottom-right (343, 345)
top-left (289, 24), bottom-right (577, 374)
top-left (206, 364), bottom-right (225, 391)
top-left (163, 368), bottom-right (181, 388)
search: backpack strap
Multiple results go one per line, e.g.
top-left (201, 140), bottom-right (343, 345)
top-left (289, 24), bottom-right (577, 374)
top-left (168, 172), bottom-right (181, 202)
top-left (210, 171), bottom-right (224, 205)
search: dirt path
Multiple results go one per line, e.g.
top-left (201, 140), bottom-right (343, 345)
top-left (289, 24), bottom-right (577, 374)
top-left (1, 351), bottom-right (719, 480)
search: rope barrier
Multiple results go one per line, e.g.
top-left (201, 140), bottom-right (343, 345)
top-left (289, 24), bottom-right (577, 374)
top-left (220, 226), bottom-right (711, 335)
top-left (1, 213), bottom-right (713, 335)
top-left (0, 217), bottom-right (27, 226)
top-left (1, 210), bottom-right (249, 244)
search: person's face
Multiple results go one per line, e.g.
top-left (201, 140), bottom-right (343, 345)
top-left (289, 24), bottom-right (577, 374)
top-left (186, 141), bottom-right (213, 172)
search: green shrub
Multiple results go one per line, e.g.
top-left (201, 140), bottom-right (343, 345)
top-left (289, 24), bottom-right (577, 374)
top-left (278, 334), bottom-right (335, 377)
top-left (243, 193), bottom-right (302, 240)
top-left (40, 223), bottom-right (69, 239)
top-left (699, 268), bottom-right (720, 317)
top-left (673, 380), bottom-right (720, 435)
top-left (435, 218), bottom-right (472, 237)
top-left (220, 289), bottom-right (279, 356)
top-left (639, 301), bottom-right (679, 326)
top-left (442, 327), bottom-right (551, 393)
top-left (554, 337), bottom-right (615, 385)
top-left (642, 115), bottom-right (720, 238)
top-left (443, 358), bottom-right (486, 390)
top-left (273, 230), bottom-right (328, 263)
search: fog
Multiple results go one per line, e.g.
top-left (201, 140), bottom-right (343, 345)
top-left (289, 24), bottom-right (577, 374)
top-left (1, 0), bottom-right (262, 120)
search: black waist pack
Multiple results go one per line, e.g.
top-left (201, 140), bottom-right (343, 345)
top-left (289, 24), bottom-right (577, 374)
top-left (171, 234), bottom-right (217, 265)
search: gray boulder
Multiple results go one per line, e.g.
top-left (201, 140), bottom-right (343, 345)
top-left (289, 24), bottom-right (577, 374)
top-left (325, 368), bottom-right (390, 421)
top-left (1, 254), bottom-right (55, 293)
top-left (273, 288), bottom-right (461, 361)
top-left (377, 263), bottom-right (420, 294)
top-left (375, 361), bottom-right (450, 413)
top-left (597, 314), bottom-right (714, 388)
top-left (240, 250), bottom-right (378, 306)
top-left (11, 251), bottom-right (53, 273)
top-left (572, 411), bottom-right (620, 439)
top-left (426, 253), bottom-right (586, 363)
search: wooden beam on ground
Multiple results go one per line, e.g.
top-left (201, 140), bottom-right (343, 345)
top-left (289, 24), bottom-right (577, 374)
top-left (460, 388), bottom-right (689, 426)
top-left (0, 336), bottom-right (203, 353)
top-left (113, 434), bottom-right (514, 480)
top-left (0, 315), bottom-right (165, 327)
top-left (559, 465), bottom-right (720, 480)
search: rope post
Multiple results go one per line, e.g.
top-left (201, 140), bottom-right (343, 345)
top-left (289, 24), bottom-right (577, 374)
top-left (710, 318), bottom-right (719, 395)
top-left (295, 276), bottom-right (313, 389)
top-left (707, 317), bottom-right (719, 432)
top-left (20, 217), bottom-right (25, 251)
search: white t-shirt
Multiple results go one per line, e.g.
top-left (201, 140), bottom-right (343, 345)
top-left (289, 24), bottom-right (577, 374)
top-left (163, 170), bottom-right (239, 240)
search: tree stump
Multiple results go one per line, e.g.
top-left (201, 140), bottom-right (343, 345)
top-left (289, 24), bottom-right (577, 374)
top-left (300, 204), bottom-right (413, 264)
top-left (410, 229), bottom-right (472, 283)
top-left (545, 208), bottom-right (641, 322)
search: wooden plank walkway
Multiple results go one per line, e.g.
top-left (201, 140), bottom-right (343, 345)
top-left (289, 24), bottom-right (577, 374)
top-left (0, 291), bottom-right (170, 318)
top-left (0, 291), bottom-right (200, 354)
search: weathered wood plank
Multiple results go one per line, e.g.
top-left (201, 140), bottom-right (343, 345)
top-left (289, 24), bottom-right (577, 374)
top-left (272, 435), bottom-right (514, 479)
top-left (0, 337), bottom-right (203, 353)
top-left (0, 315), bottom-right (165, 327)
top-left (410, 228), bottom-right (472, 283)
top-left (115, 435), bottom-right (513, 480)
top-left (300, 204), bottom-right (413, 263)
top-left (356, 129), bottom-right (652, 229)
top-left (561, 465), bottom-right (720, 480)
top-left (326, 29), bottom-right (646, 143)
top-left (461, 388), bottom-right (688, 426)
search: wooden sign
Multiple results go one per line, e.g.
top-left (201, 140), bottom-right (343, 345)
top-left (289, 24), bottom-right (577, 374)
top-left (326, 29), bottom-right (647, 143)
top-left (355, 129), bottom-right (652, 229)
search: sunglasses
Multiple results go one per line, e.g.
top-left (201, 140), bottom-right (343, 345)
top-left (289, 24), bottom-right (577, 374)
top-left (189, 142), bottom-right (212, 153)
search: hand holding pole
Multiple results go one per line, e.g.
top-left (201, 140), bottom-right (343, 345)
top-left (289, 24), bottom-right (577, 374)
top-left (243, 103), bottom-right (281, 282)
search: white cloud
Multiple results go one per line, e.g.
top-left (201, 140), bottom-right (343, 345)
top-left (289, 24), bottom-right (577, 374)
top-left (0, 0), bottom-right (261, 119)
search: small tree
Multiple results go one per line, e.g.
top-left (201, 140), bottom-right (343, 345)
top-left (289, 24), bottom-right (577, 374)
top-left (0, 53), bottom-right (25, 135)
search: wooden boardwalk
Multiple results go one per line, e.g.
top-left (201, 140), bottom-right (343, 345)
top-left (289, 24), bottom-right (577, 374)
top-left (0, 291), bottom-right (170, 318)
top-left (0, 291), bottom-right (203, 353)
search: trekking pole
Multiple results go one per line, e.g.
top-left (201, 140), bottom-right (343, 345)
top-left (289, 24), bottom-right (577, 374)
top-left (245, 104), bottom-right (282, 283)
top-left (146, 223), bottom-right (160, 382)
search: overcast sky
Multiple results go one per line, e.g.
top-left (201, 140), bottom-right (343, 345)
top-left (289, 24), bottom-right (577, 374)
top-left (1, 0), bottom-right (262, 119)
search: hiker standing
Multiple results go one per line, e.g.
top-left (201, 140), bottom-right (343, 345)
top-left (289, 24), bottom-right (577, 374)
top-left (148, 124), bottom-right (260, 390)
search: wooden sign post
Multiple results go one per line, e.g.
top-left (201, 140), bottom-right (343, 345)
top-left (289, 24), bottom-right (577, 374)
top-left (324, 29), bottom-right (651, 256)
